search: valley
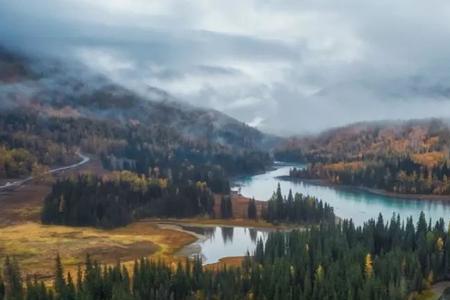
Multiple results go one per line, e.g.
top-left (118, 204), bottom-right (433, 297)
top-left (1, 40), bottom-right (450, 299)
top-left (6, 155), bottom-right (450, 280)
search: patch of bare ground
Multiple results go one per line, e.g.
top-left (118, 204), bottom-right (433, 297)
top-left (205, 256), bottom-right (245, 270)
top-left (0, 157), bottom-right (109, 227)
top-left (212, 193), bottom-right (267, 219)
top-left (0, 184), bottom-right (49, 226)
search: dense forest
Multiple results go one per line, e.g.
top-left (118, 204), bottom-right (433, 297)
top-left (41, 171), bottom-right (216, 228)
top-left (265, 184), bottom-right (335, 224)
top-left (0, 110), bottom-right (271, 181)
top-left (4, 212), bottom-right (450, 299)
top-left (277, 119), bottom-right (450, 195)
top-left (42, 177), bottom-right (334, 228)
top-left (0, 146), bottom-right (37, 179)
top-left (0, 113), bottom-right (79, 179)
top-left (276, 119), bottom-right (450, 163)
top-left (290, 156), bottom-right (450, 195)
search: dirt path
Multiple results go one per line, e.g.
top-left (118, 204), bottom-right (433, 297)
top-left (0, 153), bottom-right (91, 191)
top-left (0, 152), bottom-right (90, 191)
top-left (0, 153), bottom-right (96, 227)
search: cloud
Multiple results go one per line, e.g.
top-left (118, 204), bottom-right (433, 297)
top-left (1, 0), bottom-right (450, 135)
top-left (248, 117), bottom-right (265, 128)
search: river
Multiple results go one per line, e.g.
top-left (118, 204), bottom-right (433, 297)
top-left (179, 225), bottom-right (270, 264)
top-left (235, 162), bottom-right (450, 225)
top-left (184, 162), bottom-right (450, 263)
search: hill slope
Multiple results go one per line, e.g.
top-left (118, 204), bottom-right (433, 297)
top-left (0, 46), bottom-right (276, 180)
top-left (277, 119), bottom-right (450, 163)
top-left (277, 119), bottom-right (450, 195)
top-left (0, 46), bottom-right (278, 151)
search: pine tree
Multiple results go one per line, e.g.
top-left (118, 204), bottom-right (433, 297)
top-left (76, 265), bottom-right (83, 295)
top-left (66, 272), bottom-right (76, 300)
top-left (3, 256), bottom-right (23, 300)
top-left (255, 238), bottom-right (265, 263)
top-left (0, 275), bottom-right (4, 300)
top-left (287, 189), bottom-right (294, 220)
top-left (25, 275), bottom-right (36, 300)
top-left (276, 183), bottom-right (284, 219)
top-left (247, 198), bottom-right (257, 219)
top-left (220, 196), bottom-right (233, 219)
top-left (54, 254), bottom-right (66, 299)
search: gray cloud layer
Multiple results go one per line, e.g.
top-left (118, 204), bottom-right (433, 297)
top-left (2, 0), bottom-right (450, 135)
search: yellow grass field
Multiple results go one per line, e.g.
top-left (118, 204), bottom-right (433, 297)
top-left (0, 162), bottom-right (198, 278)
top-left (0, 220), bottom-right (197, 279)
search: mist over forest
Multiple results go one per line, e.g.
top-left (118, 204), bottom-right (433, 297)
top-left (3, 1), bottom-right (450, 135)
top-left (2, 2), bottom-right (450, 300)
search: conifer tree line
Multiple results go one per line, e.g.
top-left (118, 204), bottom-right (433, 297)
top-left (41, 172), bottom-right (215, 228)
top-left (220, 196), bottom-right (233, 219)
top-left (247, 198), bottom-right (257, 219)
top-left (6, 211), bottom-right (450, 299)
top-left (42, 176), bottom-right (335, 228)
top-left (264, 184), bottom-right (335, 224)
top-left (290, 156), bottom-right (450, 195)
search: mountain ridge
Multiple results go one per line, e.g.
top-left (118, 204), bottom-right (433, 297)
top-left (277, 118), bottom-right (450, 162)
top-left (0, 46), bottom-right (279, 151)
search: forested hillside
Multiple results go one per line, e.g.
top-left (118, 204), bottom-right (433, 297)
top-left (278, 120), bottom-right (450, 195)
top-left (0, 46), bottom-right (274, 182)
top-left (0, 47), bottom-right (278, 152)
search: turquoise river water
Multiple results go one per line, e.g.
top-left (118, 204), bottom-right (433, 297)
top-left (186, 162), bottom-right (450, 263)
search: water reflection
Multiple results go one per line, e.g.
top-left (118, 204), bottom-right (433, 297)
top-left (184, 226), bottom-right (270, 264)
top-left (248, 228), bottom-right (258, 243)
top-left (182, 162), bottom-right (450, 264)
top-left (221, 227), bottom-right (234, 244)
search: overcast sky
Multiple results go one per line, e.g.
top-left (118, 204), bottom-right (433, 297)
top-left (2, 0), bottom-right (450, 135)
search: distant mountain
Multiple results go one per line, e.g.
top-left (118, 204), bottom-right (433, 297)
top-left (276, 119), bottom-right (450, 163)
top-left (0, 46), bottom-right (279, 151)
top-left (278, 119), bottom-right (450, 195)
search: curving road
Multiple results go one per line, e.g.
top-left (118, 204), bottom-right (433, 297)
top-left (0, 152), bottom-right (90, 191)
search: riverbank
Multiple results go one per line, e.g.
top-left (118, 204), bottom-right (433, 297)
top-left (206, 256), bottom-right (244, 269)
top-left (0, 159), bottom-right (347, 277)
top-left (152, 217), bottom-right (279, 229)
top-left (278, 175), bottom-right (450, 202)
top-left (149, 218), bottom-right (289, 262)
